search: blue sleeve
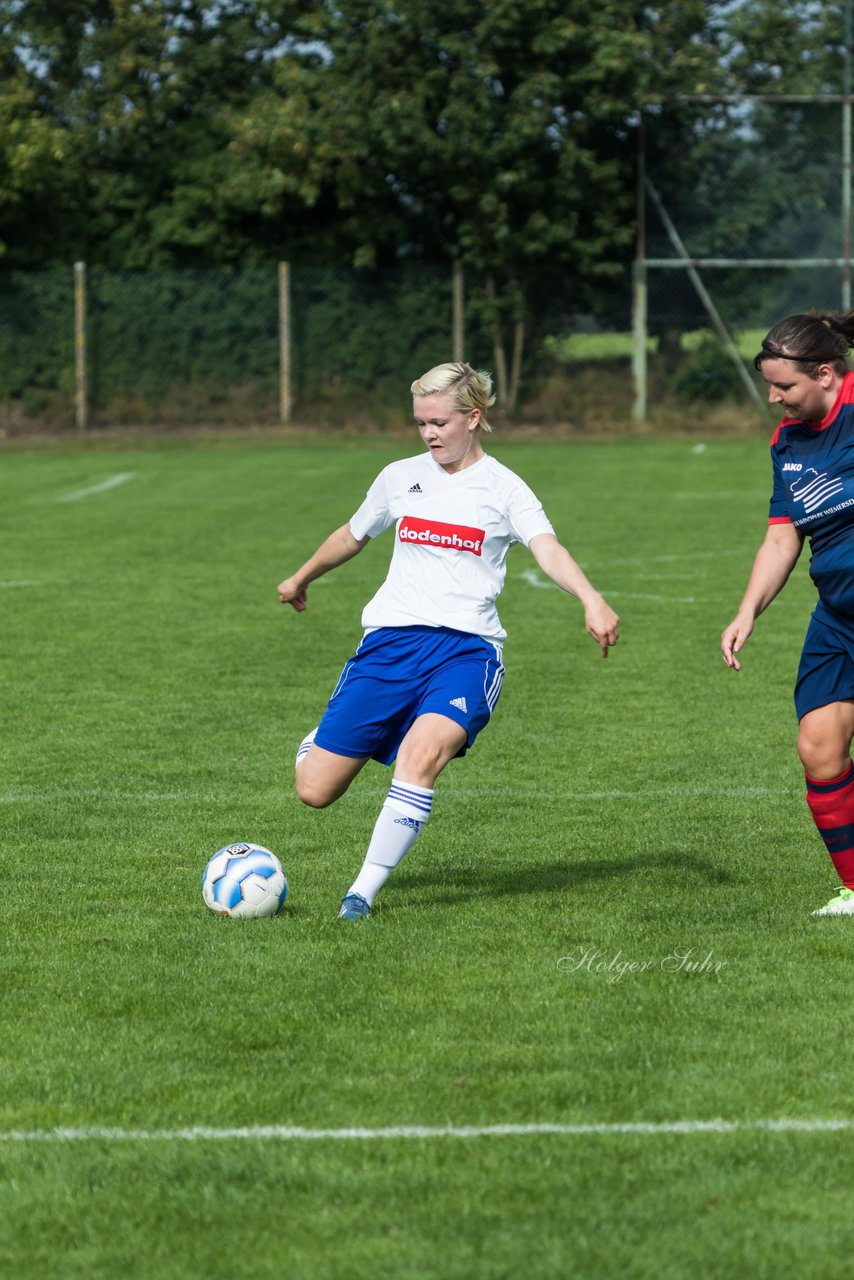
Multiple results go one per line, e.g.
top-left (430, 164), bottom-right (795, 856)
top-left (768, 445), bottom-right (791, 523)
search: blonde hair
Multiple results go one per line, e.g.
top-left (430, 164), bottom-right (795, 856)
top-left (410, 361), bottom-right (495, 432)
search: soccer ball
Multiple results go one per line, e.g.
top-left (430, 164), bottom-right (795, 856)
top-left (202, 843), bottom-right (288, 918)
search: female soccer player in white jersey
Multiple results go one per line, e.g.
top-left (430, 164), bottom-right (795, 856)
top-left (277, 361), bottom-right (620, 919)
top-left (721, 310), bottom-right (854, 915)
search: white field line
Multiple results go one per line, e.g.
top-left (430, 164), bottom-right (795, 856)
top-left (619, 571), bottom-right (706, 581)
top-left (457, 785), bottom-right (793, 801)
top-left (519, 569), bottom-right (558, 590)
top-left (609, 548), bottom-right (746, 566)
top-left (56, 473), bottom-right (136, 503)
top-left (522, 550), bottom-right (747, 575)
top-left (604, 591), bottom-right (699, 604)
top-left (519, 569), bottom-right (698, 603)
top-left (671, 490), bottom-right (763, 500)
top-left (0, 784), bottom-right (797, 807)
top-left (0, 789), bottom-right (188, 805)
top-left (0, 580), bottom-right (40, 588)
top-left (0, 1119), bottom-right (850, 1144)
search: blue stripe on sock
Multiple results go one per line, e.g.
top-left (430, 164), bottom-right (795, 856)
top-left (388, 783), bottom-right (433, 815)
top-left (806, 764), bottom-right (854, 794)
top-left (388, 794), bottom-right (432, 815)
top-left (818, 822), bottom-right (854, 854)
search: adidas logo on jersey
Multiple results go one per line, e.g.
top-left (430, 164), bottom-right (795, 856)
top-left (450, 696), bottom-right (468, 712)
top-left (408, 483), bottom-right (423, 493)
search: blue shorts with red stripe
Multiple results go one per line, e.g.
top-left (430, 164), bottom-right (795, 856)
top-left (314, 625), bottom-right (505, 765)
top-left (795, 600), bottom-right (854, 719)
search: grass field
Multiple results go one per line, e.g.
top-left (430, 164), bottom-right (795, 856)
top-left (2, 429), bottom-right (854, 1278)
top-left (543, 327), bottom-right (767, 362)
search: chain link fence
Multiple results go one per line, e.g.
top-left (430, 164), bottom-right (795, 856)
top-left (6, 105), bottom-right (851, 439)
top-left (0, 262), bottom-right (502, 433)
top-left (0, 269), bottom-right (76, 430)
top-left (637, 98), bottom-right (852, 420)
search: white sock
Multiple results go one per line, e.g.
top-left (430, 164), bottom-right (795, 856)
top-left (295, 726), bottom-right (318, 769)
top-left (347, 781), bottom-right (434, 905)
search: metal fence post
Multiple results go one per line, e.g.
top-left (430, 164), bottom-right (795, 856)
top-left (452, 261), bottom-right (464, 361)
top-left (74, 261), bottom-right (88, 430)
top-left (632, 120), bottom-right (647, 423)
top-left (843, 0), bottom-right (852, 308)
top-left (632, 259), bottom-right (648, 423)
top-left (278, 261), bottom-right (291, 424)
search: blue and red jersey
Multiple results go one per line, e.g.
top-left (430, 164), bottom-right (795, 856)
top-left (769, 371), bottom-right (854, 616)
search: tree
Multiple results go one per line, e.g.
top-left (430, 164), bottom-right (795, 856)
top-left (232, 0), bottom-right (714, 408)
top-left (0, 1), bottom-right (297, 267)
top-left (5, 0), bottom-right (843, 408)
top-left (0, 77), bottom-right (72, 266)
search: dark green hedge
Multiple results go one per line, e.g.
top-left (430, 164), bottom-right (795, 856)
top-left (0, 263), bottom-right (475, 425)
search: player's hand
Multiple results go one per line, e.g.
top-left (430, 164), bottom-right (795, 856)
top-left (721, 614), bottom-right (753, 671)
top-left (584, 596), bottom-right (620, 658)
top-left (277, 576), bottom-right (308, 612)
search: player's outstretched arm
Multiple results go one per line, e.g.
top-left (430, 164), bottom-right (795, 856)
top-left (277, 523), bottom-right (369, 612)
top-left (529, 532), bottom-right (620, 658)
top-left (721, 522), bottom-right (803, 670)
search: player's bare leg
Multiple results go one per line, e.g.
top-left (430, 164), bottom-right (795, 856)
top-left (797, 699), bottom-right (854, 779)
top-left (394, 712), bottom-right (468, 787)
top-left (295, 743), bottom-right (369, 809)
top-left (799, 699), bottom-right (854, 914)
top-left (340, 713), bottom-right (467, 919)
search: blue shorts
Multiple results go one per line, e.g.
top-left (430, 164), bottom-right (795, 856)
top-left (795, 601), bottom-right (854, 720)
top-left (314, 626), bottom-right (505, 765)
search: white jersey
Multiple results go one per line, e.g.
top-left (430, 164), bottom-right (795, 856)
top-left (349, 451), bottom-right (554, 642)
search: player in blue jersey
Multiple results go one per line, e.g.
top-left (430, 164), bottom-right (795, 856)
top-left (721, 310), bottom-right (854, 915)
top-left (278, 361), bottom-right (620, 920)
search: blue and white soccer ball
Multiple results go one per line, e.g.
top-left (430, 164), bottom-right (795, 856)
top-left (202, 843), bottom-right (288, 918)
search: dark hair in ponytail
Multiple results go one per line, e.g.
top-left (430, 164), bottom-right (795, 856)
top-left (753, 311), bottom-right (854, 376)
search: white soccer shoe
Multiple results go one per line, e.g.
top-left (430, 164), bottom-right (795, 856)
top-left (812, 887), bottom-right (854, 916)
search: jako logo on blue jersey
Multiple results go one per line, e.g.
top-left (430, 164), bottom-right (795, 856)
top-left (398, 516), bottom-right (485, 555)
